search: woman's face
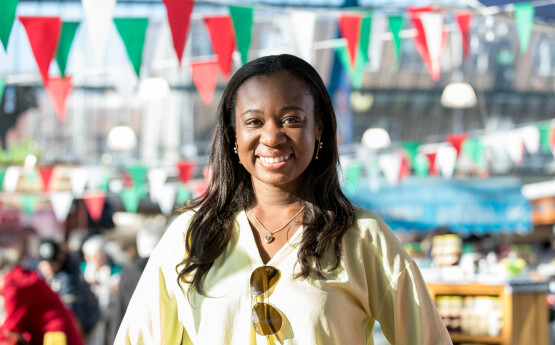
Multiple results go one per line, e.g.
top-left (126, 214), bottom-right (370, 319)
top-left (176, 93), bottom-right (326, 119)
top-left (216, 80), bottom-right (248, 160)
top-left (234, 71), bottom-right (323, 191)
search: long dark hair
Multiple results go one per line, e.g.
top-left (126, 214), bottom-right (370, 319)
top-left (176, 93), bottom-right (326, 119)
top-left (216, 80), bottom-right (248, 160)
top-left (177, 54), bottom-right (356, 294)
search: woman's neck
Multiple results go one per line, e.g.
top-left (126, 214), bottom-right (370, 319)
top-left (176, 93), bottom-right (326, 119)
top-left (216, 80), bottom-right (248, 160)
top-left (250, 180), bottom-right (303, 210)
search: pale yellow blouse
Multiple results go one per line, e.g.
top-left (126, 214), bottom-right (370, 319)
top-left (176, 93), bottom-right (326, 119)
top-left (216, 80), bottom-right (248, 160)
top-left (115, 208), bottom-right (452, 345)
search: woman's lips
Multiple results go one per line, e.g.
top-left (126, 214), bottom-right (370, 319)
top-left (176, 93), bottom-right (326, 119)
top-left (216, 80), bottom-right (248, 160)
top-left (257, 154), bottom-right (292, 169)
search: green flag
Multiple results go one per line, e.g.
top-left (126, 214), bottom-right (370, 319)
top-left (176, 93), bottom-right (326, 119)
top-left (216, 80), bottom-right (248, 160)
top-left (462, 138), bottom-right (485, 166)
top-left (56, 22), bottom-right (79, 78)
top-left (514, 2), bottom-right (535, 55)
top-left (0, 167), bottom-right (6, 191)
top-left (177, 185), bottom-right (191, 205)
top-left (228, 5), bottom-right (253, 66)
top-left (401, 141), bottom-right (420, 166)
top-left (127, 164), bottom-right (147, 187)
top-left (121, 187), bottom-right (142, 213)
top-left (114, 18), bottom-right (149, 77)
top-left (335, 45), bottom-right (365, 90)
top-left (0, 0), bottom-right (18, 51)
top-left (359, 12), bottom-right (372, 63)
top-left (0, 79), bottom-right (5, 104)
top-left (413, 154), bottom-right (430, 176)
top-left (388, 16), bottom-right (404, 63)
top-left (22, 194), bottom-right (38, 215)
top-left (537, 122), bottom-right (552, 154)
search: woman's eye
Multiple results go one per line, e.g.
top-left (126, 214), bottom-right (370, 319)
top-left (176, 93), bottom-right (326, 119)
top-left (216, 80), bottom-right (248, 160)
top-left (245, 119), bottom-right (262, 126)
top-left (283, 117), bottom-right (301, 124)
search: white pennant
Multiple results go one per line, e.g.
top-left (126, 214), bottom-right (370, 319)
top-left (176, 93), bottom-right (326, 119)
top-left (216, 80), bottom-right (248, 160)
top-left (81, 0), bottom-right (116, 64)
top-left (436, 145), bottom-right (458, 179)
top-left (504, 132), bottom-right (524, 165)
top-left (420, 12), bottom-right (444, 78)
top-left (4, 166), bottom-right (21, 193)
top-left (157, 183), bottom-right (177, 215)
top-left (519, 125), bottom-right (540, 154)
top-left (148, 168), bottom-right (168, 203)
top-left (369, 14), bottom-right (386, 72)
top-left (378, 153), bottom-right (402, 186)
top-left (290, 10), bottom-right (316, 63)
top-left (50, 192), bottom-right (74, 222)
top-left (70, 167), bottom-right (88, 197)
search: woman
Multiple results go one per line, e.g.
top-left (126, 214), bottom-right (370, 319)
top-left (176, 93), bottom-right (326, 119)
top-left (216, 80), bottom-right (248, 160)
top-left (115, 54), bottom-right (451, 345)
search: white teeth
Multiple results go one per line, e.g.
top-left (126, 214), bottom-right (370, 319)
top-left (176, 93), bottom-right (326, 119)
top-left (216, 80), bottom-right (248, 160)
top-left (260, 155), bottom-right (289, 164)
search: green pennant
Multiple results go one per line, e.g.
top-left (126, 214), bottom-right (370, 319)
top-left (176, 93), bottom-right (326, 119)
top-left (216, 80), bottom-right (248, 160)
top-left (359, 12), bottom-right (372, 64)
top-left (514, 2), bottom-right (535, 55)
top-left (413, 154), bottom-right (430, 176)
top-left (56, 22), bottom-right (79, 78)
top-left (0, 167), bottom-right (6, 190)
top-left (335, 45), bottom-right (365, 90)
top-left (177, 185), bottom-right (191, 205)
top-left (401, 141), bottom-right (420, 166)
top-left (0, 79), bottom-right (5, 104)
top-left (228, 5), bottom-right (253, 66)
top-left (114, 18), bottom-right (149, 77)
top-left (462, 138), bottom-right (486, 166)
top-left (121, 187), bottom-right (142, 213)
top-left (22, 194), bottom-right (38, 215)
top-left (127, 164), bottom-right (147, 187)
top-left (0, 0), bottom-right (18, 51)
top-left (388, 16), bottom-right (404, 63)
top-left (537, 122), bottom-right (552, 154)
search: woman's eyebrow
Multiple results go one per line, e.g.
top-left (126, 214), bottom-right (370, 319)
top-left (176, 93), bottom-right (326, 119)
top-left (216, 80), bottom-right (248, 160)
top-left (280, 105), bottom-right (307, 114)
top-left (240, 108), bottom-right (262, 117)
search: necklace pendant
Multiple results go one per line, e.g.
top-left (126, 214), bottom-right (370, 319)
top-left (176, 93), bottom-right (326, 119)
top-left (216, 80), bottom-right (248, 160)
top-left (264, 235), bottom-right (274, 244)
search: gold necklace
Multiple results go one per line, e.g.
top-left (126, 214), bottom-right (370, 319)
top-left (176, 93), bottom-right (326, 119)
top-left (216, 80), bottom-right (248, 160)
top-left (250, 206), bottom-right (305, 244)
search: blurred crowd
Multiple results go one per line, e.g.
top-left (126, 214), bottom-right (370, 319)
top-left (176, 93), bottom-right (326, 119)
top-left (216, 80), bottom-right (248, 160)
top-left (0, 217), bottom-right (165, 345)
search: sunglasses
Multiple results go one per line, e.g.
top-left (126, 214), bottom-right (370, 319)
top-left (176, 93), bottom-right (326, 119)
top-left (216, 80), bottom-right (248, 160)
top-left (250, 266), bottom-right (283, 337)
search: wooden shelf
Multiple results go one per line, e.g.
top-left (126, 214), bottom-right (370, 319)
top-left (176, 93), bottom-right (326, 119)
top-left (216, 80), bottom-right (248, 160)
top-left (450, 333), bottom-right (503, 344)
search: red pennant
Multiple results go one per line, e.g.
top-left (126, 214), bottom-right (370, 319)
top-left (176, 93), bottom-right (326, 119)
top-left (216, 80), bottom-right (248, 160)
top-left (399, 153), bottom-right (411, 181)
top-left (445, 133), bottom-right (467, 157)
top-left (455, 12), bottom-right (472, 60)
top-left (177, 160), bottom-right (195, 184)
top-left (425, 152), bottom-right (439, 175)
top-left (407, 7), bottom-right (440, 81)
top-left (338, 13), bottom-right (362, 68)
top-left (203, 16), bottom-right (235, 77)
top-left (162, 0), bottom-right (194, 65)
top-left (45, 76), bottom-right (73, 122)
top-left (38, 166), bottom-right (55, 192)
top-left (84, 191), bottom-right (106, 222)
top-left (19, 17), bottom-right (61, 85)
top-left (190, 59), bottom-right (219, 105)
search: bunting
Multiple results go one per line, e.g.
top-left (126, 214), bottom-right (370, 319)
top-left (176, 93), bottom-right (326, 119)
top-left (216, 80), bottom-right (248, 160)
top-left (190, 59), bottom-right (219, 105)
top-left (228, 5), bottom-right (253, 66)
top-left (290, 10), bottom-right (316, 63)
top-left (50, 192), bottom-right (73, 222)
top-left (81, 0), bottom-right (116, 64)
top-left (338, 13), bottom-right (362, 68)
top-left (514, 2), bottom-right (535, 55)
top-left (114, 18), bottom-right (149, 77)
top-left (0, 0), bottom-right (19, 51)
top-left (38, 166), bottom-right (55, 192)
top-left (55, 21), bottom-right (79, 78)
top-left (45, 76), bottom-right (73, 122)
top-left (162, 0), bottom-right (194, 65)
top-left (0, 79), bottom-right (5, 104)
top-left (177, 161), bottom-right (195, 184)
top-left (388, 16), bottom-right (404, 63)
top-left (455, 12), bottom-right (472, 60)
top-left (83, 191), bottom-right (106, 222)
top-left (203, 16), bottom-right (235, 77)
top-left (359, 12), bottom-right (372, 63)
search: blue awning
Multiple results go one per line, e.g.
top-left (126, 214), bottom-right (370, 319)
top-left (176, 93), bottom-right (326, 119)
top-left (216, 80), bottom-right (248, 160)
top-left (348, 177), bottom-right (533, 235)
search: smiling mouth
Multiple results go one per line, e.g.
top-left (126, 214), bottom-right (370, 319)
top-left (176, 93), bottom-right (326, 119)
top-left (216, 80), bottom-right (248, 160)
top-left (258, 154), bottom-right (292, 164)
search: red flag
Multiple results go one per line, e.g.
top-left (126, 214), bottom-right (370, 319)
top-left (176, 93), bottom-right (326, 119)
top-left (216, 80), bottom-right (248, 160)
top-left (38, 166), bottom-right (55, 192)
top-left (45, 76), bottom-right (73, 122)
top-left (203, 16), bottom-right (235, 77)
top-left (455, 12), bottom-right (472, 60)
top-left (162, 0), bottom-right (194, 65)
top-left (190, 59), bottom-right (219, 105)
top-left (338, 13), bottom-right (362, 68)
top-left (407, 7), bottom-right (439, 81)
top-left (445, 133), bottom-right (467, 157)
top-left (399, 153), bottom-right (411, 181)
top-left (19, 17), bottom-right (61, 85)
top-left (425, 152), bottom-right (438, 175)
top-left (84, 191), bottom-right (106, 222)
top-left (176, 160), bottom-right (195, 184)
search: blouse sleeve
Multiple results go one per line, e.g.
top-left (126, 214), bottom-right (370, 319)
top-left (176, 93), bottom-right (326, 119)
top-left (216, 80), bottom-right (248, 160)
top-left (114, 213), bottom-right (194, 345)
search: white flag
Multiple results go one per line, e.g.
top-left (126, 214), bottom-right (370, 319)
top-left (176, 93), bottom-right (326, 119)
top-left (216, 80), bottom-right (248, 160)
top-left (50, 192), bottom-right (74, 222)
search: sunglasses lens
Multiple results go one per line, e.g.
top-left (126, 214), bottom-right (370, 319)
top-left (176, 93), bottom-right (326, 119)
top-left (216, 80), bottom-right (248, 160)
top-left (250, 266), bottom-right (280, 296)
top-left (252, 303), bottom-right (283, 336)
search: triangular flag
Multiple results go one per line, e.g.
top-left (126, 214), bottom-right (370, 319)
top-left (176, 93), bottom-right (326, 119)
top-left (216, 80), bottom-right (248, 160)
top-left (504, 133), bottom-right (524, 165)
top-left (19, 16), bottom-right (62, 85)
top-left (378, 153), bottom-right (402, 186)
top-left (228, 5), bottom-right (253, 66)
top-left (424, 152), bottom-right (439, 175)
top-left (519, 125), bottom-right (539, 154)
top-left (114, 18), bottom-right (149, 77)
top-left (335, 45), bottom-right (365, 90)
top-left (0, 167), bottom-right (6, 190)
top-left (4, 166), bottom-right (21, 192)
top-left (514, 2), bottom-right (535, 55)
top-left (69, 167), bottom-right (88, 197)
top-left (86, 166), bottom-right (108, 191)
top-left (369, 14), bottom-right (386, 72)
top-left (83, 191), bottom-right (106, 222)
top-left (176, 161), bottom-right (195, 184)
top-left (0, 79), bottom-right (5, 104)
top-left (399, 153), bottom-right (411, 181)
top-left (338, 13), bottom-right (362, 68)
top-left (455, 12), bottom-right (472, 60)
top-left (190, 59), bottom-right (219, 106)
top-left (127, 164), bottom-right (147, 187)
top-left (436, 145), bottom-right (457, 178)
top-left (408, 7), bottom-right (444, 81)
top-left (388, 16), bottom-right (404, 63)
top-left (156, 184), bottom-right (177, 215)
top-left (147, 168), bottom-right (167, 203)
top-left (177, 185), bottom-right (191, 205)
top-left (203, 16), bottom-right (235, 77)
top-left (413, 154), bottom-right (430, 176)
top-left (81, 0), bottom-right (116, 64)
top-left (45, 76), bottom-right (73, 122)
top-left (55, 21), bottom-right (79, 78)
top-left (0, 0), bottom-right (18, 51)
top-left (420, 12), bottom-right (444, 80)
top-left (401, 141), bottom-right (420, 166)
top-left (359, 12), bottom-right (372, 63)
top-left (38, 166), bottom-right (55, 192)
top-left (50, 192), bottom-right (73, 222)
top-left (537, 122), bottom-right (552, 154)
top-left (162, 0), bottom-right (194, 65)
top-left (445, 133), bottom-right (467, 157)
top-left (120, 187), bottom-right (141, 213)
top-left (290, 10), bottom-right (316, 63)
top-left (462, 137), bottom-right (486, 167)
top-left (22, 194), bottom-right (38, 216)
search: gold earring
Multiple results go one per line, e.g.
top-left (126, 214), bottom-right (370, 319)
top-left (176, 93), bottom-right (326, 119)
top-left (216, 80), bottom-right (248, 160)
top-left (234, 142), bottom-right (238, 154)
top-left (315, 140), bottom-right (323, 159)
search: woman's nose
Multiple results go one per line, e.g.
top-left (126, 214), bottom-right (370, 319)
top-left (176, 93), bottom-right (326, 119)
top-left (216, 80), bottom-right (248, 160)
top-left (259, 123), bottom-right (286, 146)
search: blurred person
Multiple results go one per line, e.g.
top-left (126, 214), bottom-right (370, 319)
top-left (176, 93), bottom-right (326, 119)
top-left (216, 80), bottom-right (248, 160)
top-left (36, 239), bottom-right (101, 343)
top-left (0, 247), bottom-right (85, 345)
top-left (105, 222), bottom-right (164, 344)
